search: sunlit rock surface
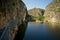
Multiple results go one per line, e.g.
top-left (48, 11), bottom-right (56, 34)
top-left (28, 8), bottom-right (44, 17)
top-left (28, 8), bottom-right (44, 21)
top-left (44, 0), bottom-right (60, 23)
top-left (0, 0), bottom-right (27, 40)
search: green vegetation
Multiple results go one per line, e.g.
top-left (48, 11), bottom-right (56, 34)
top-left (28, 8), bottom-right (45, 22)
top-left (39, 16), bottom-right (44, 21)
top-left (28, 15), bottom-right (44, 22)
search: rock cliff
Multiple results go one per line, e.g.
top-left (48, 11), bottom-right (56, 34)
top-left (0, 0), bottom-right (27, 40)
top-left (28, 8), bottom-right (44, 21)
top-left (44, 0), bottom-right (60, 23)
top-left (28, 8), bottom-right (44, 17)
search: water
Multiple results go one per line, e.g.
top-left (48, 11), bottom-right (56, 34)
top-left (23, 22), bottom-right (60, 40)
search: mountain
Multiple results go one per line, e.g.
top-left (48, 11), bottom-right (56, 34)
top-left (28, 8), bottom-right (45, 21)
top-left (44, 0), bottom-right (60, 23)
top-left (28, 8), bottom-right (44, 17)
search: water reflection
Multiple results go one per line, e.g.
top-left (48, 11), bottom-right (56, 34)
top-left (14, 22), bottom-right (28, 40)
top-left (23, 22), bottom-right (60, 40)
top-left (45, 23), bottom-right (60, 40)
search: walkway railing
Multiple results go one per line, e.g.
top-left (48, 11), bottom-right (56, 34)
top-left (0, 19), bottom-right (18, 40)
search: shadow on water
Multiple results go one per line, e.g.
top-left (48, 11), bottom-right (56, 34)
top-left (14, 22), bottom-right (28, 40)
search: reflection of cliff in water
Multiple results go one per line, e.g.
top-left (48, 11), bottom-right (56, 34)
top-left (45, 23), bottom-right (60, 39)
top-left (23, 22), bottom-right (60, 40)
top-left (14, 22), bottom-right (28, 40)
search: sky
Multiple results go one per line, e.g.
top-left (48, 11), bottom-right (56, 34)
top-left (22, 0), bottom-right (52, 10)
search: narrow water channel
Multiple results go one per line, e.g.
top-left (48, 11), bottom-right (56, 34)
top-left (23, 22), bottom-right (60, 40)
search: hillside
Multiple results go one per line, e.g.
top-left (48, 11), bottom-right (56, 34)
top-left (28, 8), bottom-right (45, 21)
top-left (28, 8), bottom-right (44, 17)
top-left (44, 0), bottom-right (60, 23)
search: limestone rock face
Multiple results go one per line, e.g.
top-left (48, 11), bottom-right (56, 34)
top-left (44, 0), bottom-right (60, 23)
top-left (0, 0), bottom-right (27, 40)
top-left (28, 8), bottom-right (44, 17)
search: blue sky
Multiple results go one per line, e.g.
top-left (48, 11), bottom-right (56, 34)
top-left (22, 0), bottom-right (52, 10)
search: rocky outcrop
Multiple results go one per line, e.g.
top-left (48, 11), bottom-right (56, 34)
top-left (0, 0), bottom-right (27, 40)
top-left (44, 0), bottom-right (60, 23)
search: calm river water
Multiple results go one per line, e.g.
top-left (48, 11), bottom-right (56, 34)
top-left (23, 22), bottom-right (60, 40)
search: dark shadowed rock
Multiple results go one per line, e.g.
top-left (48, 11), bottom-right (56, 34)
top-left (44, 0), bottom-right (60, 23)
